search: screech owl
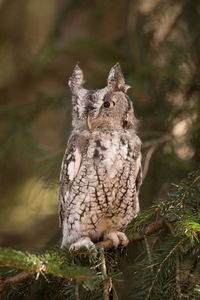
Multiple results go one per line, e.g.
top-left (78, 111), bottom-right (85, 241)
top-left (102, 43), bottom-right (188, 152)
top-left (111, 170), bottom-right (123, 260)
top-left (59, 63), bottom-right (142, 250)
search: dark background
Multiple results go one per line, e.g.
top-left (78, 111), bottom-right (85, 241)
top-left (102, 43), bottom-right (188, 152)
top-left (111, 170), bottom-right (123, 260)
top-left (0, 0), bottom-right (199, 251)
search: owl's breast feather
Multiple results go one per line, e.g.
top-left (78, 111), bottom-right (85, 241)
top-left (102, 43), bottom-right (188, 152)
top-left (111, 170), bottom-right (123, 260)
top-left (90, 132), bottom-right (130, 173)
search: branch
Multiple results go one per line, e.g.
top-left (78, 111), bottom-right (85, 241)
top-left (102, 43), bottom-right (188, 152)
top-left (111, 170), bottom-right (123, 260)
top-left (0, 216), bottom-right (171, 293)
top-left (131, 172), bottom-right (200, 234)
top-left (99, 248), bottom-right (110, 300)
top-left (142, 134), bottom-right (173, 180)
top-left (0, 272), bottom-right (32, 293)
top-left (0, 215), bottom-right (188, 300)
top-left (129, 216), bottom-right (168, 242)
top-left (96, 216), bottom-right (169, 250)
top-left (143, 145), bottom-right (156, 181)
top-left (144, 236), bottom-right (152, 268)
top-left (75, 281), bottom-right (80, 300)
top-left (146, 237), bottom-right (187, 300)
top-left (0, 248), bottom-right (97, 294)
top-left (179, 174), bottom-right (200, 217)
top-left (142, 134), bottom-right (172, 149)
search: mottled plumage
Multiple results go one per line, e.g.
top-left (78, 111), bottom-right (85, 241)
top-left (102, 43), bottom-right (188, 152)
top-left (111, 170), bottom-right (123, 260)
top-left (59, 63), bottom-right (142, 249)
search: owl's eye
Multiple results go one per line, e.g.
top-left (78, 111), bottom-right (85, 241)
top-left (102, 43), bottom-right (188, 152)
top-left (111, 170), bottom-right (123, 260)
top-left (74, 105), bottom-right (78, 112)
top-left (103, 100), bottom-right (115, 108)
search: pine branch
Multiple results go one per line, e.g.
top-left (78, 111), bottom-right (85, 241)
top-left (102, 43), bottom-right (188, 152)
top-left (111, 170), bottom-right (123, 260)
top-left (0, 170), bottom-right (199, 299)
top-left (0, 216), bottom-right (173, 295)
top-left (146, 237), bottom-right (187, 300)
top-left (144, 236), bottom-right (152, 267)
top-left (0, 248), bottom-right (98, 292)
top-left (0, 272), bottom-right (32, 293)
top-left (179, 174), bottom-right (200, 218)
top-left (99, 248), bottom-right (110, 300)
top-left (128, 216), bottom-right (168, 242)
top-left (95, 216), bottom-right (169, 250)
top-left (128, 170), bottom-right (200, 299)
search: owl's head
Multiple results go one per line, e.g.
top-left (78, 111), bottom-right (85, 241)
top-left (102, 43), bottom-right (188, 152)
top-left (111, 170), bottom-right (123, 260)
top-left (68, 63), bottom-right (137, 130)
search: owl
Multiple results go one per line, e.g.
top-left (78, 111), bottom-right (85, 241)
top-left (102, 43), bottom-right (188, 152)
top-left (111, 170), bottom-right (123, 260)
top-left (59, 63), bottom-right (142, 250)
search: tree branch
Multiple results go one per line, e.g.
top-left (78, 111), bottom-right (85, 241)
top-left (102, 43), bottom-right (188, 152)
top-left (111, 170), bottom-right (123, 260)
top-left (0, 216), bottom-right (175, 294)
top-left (146, 237), bottom-right (187, 300)
top-left (96, 216), bottom-right (169, 250)
top-left (0, 271), bottom-right (32, 293)
top-left (130, 216), bottom-right (168, 242)
top-left (99, 247), bottom-right (110, 300)
top-left (143, 145), bottom-right (156, 180)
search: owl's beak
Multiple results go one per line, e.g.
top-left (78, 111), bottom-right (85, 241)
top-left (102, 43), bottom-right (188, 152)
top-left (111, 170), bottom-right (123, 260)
top-left (87, 115), bottom-right (92, 130)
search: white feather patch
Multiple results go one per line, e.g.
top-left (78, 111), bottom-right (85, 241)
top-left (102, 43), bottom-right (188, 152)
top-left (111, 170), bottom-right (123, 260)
top-left (74, 148), bottom-right (82, 177)
top-left (67, 148), bottom-right (82, 181)
top-left (68, 161), bottom-right (75, 181)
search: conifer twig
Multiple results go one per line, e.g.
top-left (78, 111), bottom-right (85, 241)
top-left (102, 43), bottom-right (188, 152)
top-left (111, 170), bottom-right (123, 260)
top-left (112, 280), bottom-right (119, 300)
top-left (133, 262), bottom-right (160, 276)
top-left (179, 174), bottom-right (200, 217)
top-left (144, 236), bottom-right (152, 270)
top-left (146, 237), bottom-right (187, 300)
top-left (0, 272), bottom-right (32, 293)
top-left (75, 281), bottom-right (80, 300)
top-left (0, 258), bottom-right (91, 280)
top-left (130, 216), bottom-right (167, 242)
top-left (99, 247), bottom-right (110, 300)
top-left (132, 173), bottom-right (200, 232)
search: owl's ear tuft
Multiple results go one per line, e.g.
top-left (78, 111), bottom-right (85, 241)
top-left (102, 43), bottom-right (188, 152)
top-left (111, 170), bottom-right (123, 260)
top-left (68, 64), bottom-right (85, 94)
top-left (107, 63), bottom-right (131, 93)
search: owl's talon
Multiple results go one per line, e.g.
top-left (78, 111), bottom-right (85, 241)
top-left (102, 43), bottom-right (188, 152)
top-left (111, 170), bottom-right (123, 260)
top-left (69, 237), bottom-right (96, 252)
top-left (104, 231), bottom-right (129, 248)
top-left (116, 232), bottom-right (129, 247)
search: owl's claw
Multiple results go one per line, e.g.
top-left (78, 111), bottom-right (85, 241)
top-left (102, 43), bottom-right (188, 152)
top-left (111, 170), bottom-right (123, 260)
top-left (69, 237), bottom-right (96, 252)
top-left (104, 231), bottom-right (129, 248)
top-left (116, 231), bottom-right (129, 247)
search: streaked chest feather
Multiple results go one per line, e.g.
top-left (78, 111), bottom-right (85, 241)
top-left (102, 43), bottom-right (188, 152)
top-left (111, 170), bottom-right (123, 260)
top-left (86, 131), bottom-right (133, 172)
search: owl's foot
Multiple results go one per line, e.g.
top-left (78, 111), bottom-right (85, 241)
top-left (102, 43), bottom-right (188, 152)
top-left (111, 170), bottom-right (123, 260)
top-left (104, 231), bottom-right (129, 248)
top-left (69, 237), bottom-right (96, 251)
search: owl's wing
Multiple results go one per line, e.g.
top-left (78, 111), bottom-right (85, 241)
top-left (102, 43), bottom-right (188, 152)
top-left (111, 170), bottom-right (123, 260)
top-left (59, 133), bottom-right (87, 227)
top-left (135, 152), bottom-right (142, 194)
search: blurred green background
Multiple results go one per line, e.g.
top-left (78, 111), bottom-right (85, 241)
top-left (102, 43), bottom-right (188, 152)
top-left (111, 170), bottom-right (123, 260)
top-left (0, 0), bottom-right (199, 251)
